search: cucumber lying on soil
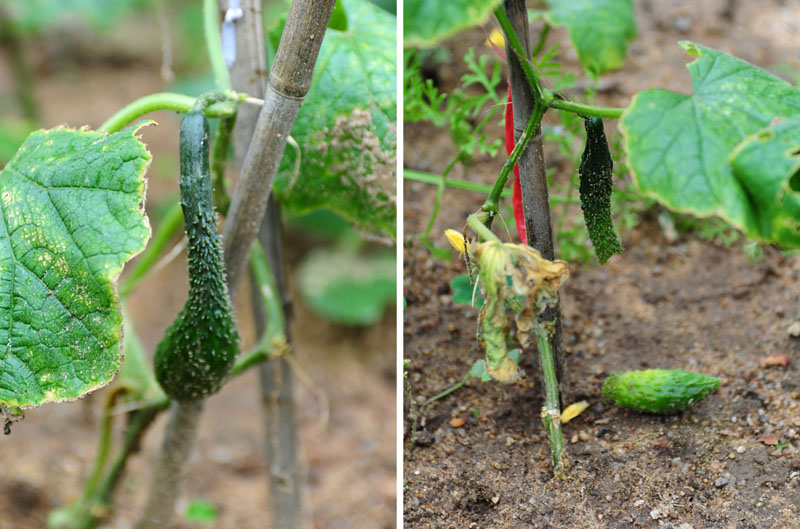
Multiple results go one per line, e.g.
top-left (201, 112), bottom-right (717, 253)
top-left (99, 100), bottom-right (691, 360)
top-left (602, 369), bottom-right (720, 414)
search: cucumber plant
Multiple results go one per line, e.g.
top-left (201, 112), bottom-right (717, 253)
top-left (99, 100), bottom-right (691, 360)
top-left (0, 0), bottom-right (395, 528)
top-left (405, 0), bottom-right (800, 477)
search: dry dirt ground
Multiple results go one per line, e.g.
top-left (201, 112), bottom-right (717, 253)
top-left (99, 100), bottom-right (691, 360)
top-left (0, 19), bottom-right (396, 529)
top-left (404, 1), bottom-right (800, 528)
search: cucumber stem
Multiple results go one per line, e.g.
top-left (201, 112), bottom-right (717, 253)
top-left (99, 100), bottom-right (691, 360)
top-left (467, 213), bottom-right (502, 244)
top-left (480, 104), bottom-right (544, 218)
top-left (203, 0), bottom-right (232, 91)
top-left (548, 97), bottom-right (624, 119)
top-left (534, 323), bottom-right (566, 478)
top-left (494, 5), bottom-right (542, 100)
top-left (120, 201), bottom-right (184, 298)
top-left (135, 400), bottom-right (204, 529)
top-left (98, 93), bottom-right (237, 133)
top-left (421, 152), bottom-right (462, 242)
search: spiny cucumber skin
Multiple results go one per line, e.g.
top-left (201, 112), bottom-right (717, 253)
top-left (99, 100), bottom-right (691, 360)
top-left (154, 110), bottom-right (239, 403)
top-left (602, 369), bottom-right (720, 414)
top-left (579, 117), bottom-right (623, 264)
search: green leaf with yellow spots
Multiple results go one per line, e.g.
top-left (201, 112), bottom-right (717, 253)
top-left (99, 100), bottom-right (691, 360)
top-left (0, 125), bottom-right (151, 407)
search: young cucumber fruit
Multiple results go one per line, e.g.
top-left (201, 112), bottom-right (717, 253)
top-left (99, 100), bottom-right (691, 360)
top-left (578, 117), bottom-right (623, 264)
top-left (154, 109), bottom-right (239, 402)
top-left (602, 369), bottom-right (720, 414)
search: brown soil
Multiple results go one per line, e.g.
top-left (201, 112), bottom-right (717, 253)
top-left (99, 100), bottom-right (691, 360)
top-left (0, 19), bottom-right (395, 529)
top-left (403, 2), bottom-right (800, 528)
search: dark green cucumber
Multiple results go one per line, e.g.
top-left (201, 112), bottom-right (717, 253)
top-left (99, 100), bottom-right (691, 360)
top-left (578, 117), bottom-right (623, 264)
top-left (602, 369), bottom-right (720, 414)
top-left (154, 110), bottom-right (239, 402)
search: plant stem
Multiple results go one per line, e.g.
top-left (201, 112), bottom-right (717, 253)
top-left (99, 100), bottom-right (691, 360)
top-left (135, 401), bottom-right (204, 529)
top-left (250, 242), bottom-right (286, 341)
top-left (480, 105), bottom-right (544, 216)
top-left (548, 97), bottom-right (624, 119)
top-left (406, 169), bottom-right (510, 197)
top-left (530, 22), bottom-right (550, 58)
top-left (404, 169), bottom-right (580, 204)
top-left (467, 213), bottom-right (502, 243)
top-left (228, 243), bottom-right (289, 376)
top-left (79, 390), bottom-right (124, 504)
top-left (74, 400), bottom-right (169, 529)
top-left (494, 5), bottom-right (543, 100)
top-left (212, 113), bottom-right (237, 215)
top-left (533, 324), bottom-right (565, 479)
top-left (424, 373), bottom-right (470, 405)
top-left (120, 201), bottom-right (184, 298)
top-left (98, 93), bottom-right (236, 133)
top-left (204, 0), bottom-right (232, 91)
top-left (421, 153), bottom-right (462, 241)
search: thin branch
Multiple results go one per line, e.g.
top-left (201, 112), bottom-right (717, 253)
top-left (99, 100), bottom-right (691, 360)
top-left (480, 105), bottom-right (545, 216)
top-left (120, 202), bottom-right (183, 298)
top-left (204, 0), bottom-right (232, 90)
top-left (548, 98), bottom-right (624, 119)
top-left (98, 93), bottom-right (236, 133)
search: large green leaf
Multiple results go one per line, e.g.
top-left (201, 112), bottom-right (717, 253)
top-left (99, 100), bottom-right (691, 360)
top-left (0, 125), bottom-right (150, 407)
top-left (728, 117), bottom-right (800, 247)
top-left (404, 0), bottom-right (502, 48)
top-left (544, 0), bottom-right (636, 76)
top-left (621, 42), bottom-right (800, 246)
top-left (297, 245), bottom-right (395, 326)
top-left (274, 0), bottom-right (396, 240)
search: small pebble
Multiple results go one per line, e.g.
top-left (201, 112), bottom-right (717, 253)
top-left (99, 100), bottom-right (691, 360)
top-left (788, 320), bottom-right (800, 337)
top-left (678, 524), bottom-right (694, 529)
top-left (671, 16), bottom-right (693, 33)
top-left (650, 508), bottom-right (661, 520)
top-left (570, 434), bottom-right (579, 444)
top-left (578, 430), bottom-right (590, 442)
top-left (736, 445), bottom-right (746, 454)
top-left (633, 499), bottom-right (645, 507)
top-left (714, 476), bottom-right (729, 488)
top-left (659, 523), bottom-right (675, 529)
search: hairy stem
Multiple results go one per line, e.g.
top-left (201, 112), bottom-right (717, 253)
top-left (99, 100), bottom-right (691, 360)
top-left (135, 401), bottom-right (204, 529)
top-left (548, 97), bottom-right (624, 119)
top-left (204, 0), bottom-right (232, 91)
top-left (98, 93), bottom-right (236, 133)
top-left (467, 213), bottom-right (502, 244)
top-left (480, 105), bottom-right (544, 216)
top-left (534, 324), bottom-right (565, 478)
top-left (494, 5), bottom-right (542, 100)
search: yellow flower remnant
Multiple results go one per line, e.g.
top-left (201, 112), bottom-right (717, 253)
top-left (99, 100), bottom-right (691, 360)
top-left (485, 28), bottom-right (505, 49)
top-left (561, 401), bottom-right (589, 424)
top-left (444, 229), bottom-right (469, 254)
